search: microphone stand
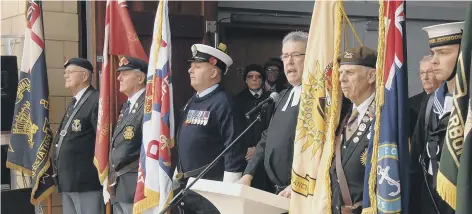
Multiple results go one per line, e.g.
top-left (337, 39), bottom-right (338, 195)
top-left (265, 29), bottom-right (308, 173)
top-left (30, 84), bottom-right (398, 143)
top-left (159, 112), bottom-right (263, 214)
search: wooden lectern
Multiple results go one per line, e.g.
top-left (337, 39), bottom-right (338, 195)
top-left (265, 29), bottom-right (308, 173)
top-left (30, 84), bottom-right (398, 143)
top-left (188, 178), bottom-right (290, 214)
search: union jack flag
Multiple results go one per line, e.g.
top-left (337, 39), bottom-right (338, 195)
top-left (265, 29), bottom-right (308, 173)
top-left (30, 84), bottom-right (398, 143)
top-left (133, 0), bottom-right (174, 213)
top-left (363, 1), bottom-right (410, 213)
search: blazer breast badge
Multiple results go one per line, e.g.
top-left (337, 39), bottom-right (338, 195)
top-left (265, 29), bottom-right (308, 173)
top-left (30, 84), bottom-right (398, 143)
top-left (71, 119), bottom-right (81, 132)
top-left (123, 126), bottom-right (135, 140)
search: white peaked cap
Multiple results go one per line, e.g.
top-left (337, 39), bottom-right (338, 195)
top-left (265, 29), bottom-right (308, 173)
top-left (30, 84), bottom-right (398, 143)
top-left (422, 21), bottom-right (465, 48)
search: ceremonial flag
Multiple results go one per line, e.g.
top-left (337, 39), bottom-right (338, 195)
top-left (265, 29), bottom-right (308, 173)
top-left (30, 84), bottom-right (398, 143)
top-left (361, 1), bottom-right (409, 213)
top-left (290, 1), bottom-right (343, 213)
top-left (443, 2), bottom-right (472, 212)
top-left (133, 0), bottom-right (174, 213)
top-left (6, 0), bottom-right (54, 204)
top-left (94, 0), bottom-right (148, 197)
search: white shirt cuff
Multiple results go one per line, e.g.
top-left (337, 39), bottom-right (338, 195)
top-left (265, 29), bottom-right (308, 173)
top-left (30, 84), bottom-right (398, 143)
top-left (223, 171), bottom-right (242, 183)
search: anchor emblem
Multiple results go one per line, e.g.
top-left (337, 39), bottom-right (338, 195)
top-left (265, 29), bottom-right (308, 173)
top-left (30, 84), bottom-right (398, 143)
top-left (377, 166), bottom-right (401, 197)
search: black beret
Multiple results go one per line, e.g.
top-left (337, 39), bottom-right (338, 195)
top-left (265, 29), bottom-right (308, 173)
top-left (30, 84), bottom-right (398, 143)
top-left (243, 64), bottom-right (266, 82)
top-left (64, 58), bottom-right (94, 72)
top-left (117, 56), bottom-right (148, 74)
top-left (337, 46), bottom-right (377, 69)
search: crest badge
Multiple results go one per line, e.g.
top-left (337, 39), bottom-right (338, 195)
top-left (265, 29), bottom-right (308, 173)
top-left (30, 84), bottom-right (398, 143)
top-left (123, 126), bottom-right (135, 140)
top-left (359, 123), bottom-right (367, 132)
top-left (344, 52), bottom-right (353, 59)
top-left (71, 119), bottom-right (81, 132)
top-left (119, 57), bottom-right (129, 67)
top-left (191, 45), bottom-right (198, 58)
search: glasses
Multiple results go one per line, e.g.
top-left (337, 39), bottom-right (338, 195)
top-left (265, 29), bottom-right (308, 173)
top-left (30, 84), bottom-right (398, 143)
top-left (419, 70), bottom-right (434, 78)
top-left (266, 68), bottom-right (280, 73)
top-left (280, 52), bottom-right (305, 61)
top-left (64, 70), bottom-right (86, 76)
top-left (247, 74), bottom-right (262, 79)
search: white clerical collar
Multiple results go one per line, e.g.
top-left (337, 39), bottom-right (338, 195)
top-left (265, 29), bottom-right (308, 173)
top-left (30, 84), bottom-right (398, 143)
top-left (249, 89), bottom-right (263, 97)
top-left (353, 92), bottom-right (375, 125)
top-left (281, 85), bottom-right (302, 112)
top-left (127, 88), bottom-right (145, 113)
top-left (197, 84), bottom-right (219, 98)
top-left (73, 85), bottom-right (90, 107)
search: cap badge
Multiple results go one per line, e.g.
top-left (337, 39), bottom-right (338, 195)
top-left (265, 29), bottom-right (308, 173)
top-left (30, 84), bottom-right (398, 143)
top-left (191, 45), bottom-right (198, 58)
top-left (209, 57), bottom-right (217, 66)
top-left (119, 57), bottom-right (129, 67)
top-left (344, 52), bottom-right (353, 59)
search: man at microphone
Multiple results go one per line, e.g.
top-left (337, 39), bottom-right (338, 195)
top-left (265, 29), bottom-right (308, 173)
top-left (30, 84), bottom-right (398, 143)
top-left (175, 43), bottom-right (246, 214)
top-left (238, 31), bottom-right (308, 198)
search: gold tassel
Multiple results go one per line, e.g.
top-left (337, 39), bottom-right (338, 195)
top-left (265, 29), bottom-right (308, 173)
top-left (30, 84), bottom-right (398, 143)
top-left (436, 171), bottom-right (457, 209)
top-left (365, 0), bottom-right (388, 212)
top-left (324, 1), bottom-right (344, 213)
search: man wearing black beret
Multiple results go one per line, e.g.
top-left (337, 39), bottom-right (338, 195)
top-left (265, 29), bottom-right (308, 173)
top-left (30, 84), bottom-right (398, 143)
top-left (329, 46), bottom-right (377, 214)
top-left (52, 57), bottom-right (103, 214)
top-left (109, 56), bottom-right (148, 214)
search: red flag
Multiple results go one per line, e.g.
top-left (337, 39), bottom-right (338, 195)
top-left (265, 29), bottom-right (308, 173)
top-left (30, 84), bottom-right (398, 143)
top-left (94, 0), bottom-right (148, 193)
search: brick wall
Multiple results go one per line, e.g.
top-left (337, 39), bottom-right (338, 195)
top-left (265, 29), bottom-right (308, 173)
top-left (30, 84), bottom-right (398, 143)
top-left (1, 1), bottom-right (80, 213)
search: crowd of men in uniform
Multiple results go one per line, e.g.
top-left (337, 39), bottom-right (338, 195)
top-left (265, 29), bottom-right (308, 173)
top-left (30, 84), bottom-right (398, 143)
top-left (51, 19), bottom-right (464, 214)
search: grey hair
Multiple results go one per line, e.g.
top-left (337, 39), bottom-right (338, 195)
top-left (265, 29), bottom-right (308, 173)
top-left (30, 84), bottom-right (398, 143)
top-left (282, 31), bottom-right (309, 45)
top-left (419, 55), bottom-right (433, 64)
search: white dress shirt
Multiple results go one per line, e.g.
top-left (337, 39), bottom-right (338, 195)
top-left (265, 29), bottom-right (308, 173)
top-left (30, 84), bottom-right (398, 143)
top-left (352, 93), bottom-right (375, 126)
top-left (127, 88), bottom-right (146, 113)
top-left (281, 85), bottom-right (302, 112)
top-left (249, 89), bottom-right (263, 97)
top-left (197, 84), bottom-right (219, 98)
top-left (73, 85), bottom-right (90, 107)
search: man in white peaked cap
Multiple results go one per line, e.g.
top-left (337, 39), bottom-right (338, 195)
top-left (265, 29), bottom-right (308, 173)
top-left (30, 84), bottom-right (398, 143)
top-left (410, 21), bottom-right (464, 214)
top-left (174, 43), bottom-right (246, 214)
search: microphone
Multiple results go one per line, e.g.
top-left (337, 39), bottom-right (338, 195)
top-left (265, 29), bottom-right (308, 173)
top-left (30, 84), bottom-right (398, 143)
top-left (245, 92), bottom-right (279, 119)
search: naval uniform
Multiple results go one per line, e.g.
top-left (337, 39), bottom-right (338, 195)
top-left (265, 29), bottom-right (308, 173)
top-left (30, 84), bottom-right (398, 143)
top-left (244, 85), bottom-right (301, 194)
top-left (409, 21), bottom-right (464, 214)
top-left (110, 89), bottom-right (145, 214)
top-left (409, 88), bottom-right (454, 214)
top-left (176, 84), bottom-right (246, 214)
top-left (52, 85), bottom-right (104, 214)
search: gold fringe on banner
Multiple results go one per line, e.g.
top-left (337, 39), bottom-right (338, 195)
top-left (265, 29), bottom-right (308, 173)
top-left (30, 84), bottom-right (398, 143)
top-left (324, 1), bottom-right (344, 213)
top-left (362, 1), bottom-right (387, 214)
top-left (437, 171), bottom-right (457, 209)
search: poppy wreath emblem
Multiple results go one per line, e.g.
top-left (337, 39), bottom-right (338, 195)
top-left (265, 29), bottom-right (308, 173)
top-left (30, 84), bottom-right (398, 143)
top-left (209, 57), bottom-right (217, 66)
top-left (119, 57), bottom-right (129, 67)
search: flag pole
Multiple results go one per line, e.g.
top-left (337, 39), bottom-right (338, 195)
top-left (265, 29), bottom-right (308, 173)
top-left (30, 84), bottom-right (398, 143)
top-left (47, 195), bottom-right (52, 214)
top-left (106, 55), bottom-right (114, 214)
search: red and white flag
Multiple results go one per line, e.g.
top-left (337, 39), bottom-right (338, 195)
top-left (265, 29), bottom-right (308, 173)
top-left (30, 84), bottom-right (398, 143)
top-left (94, 0), bottom-right (148, 203)
top-left (133, 0), bottom-right (174, 213)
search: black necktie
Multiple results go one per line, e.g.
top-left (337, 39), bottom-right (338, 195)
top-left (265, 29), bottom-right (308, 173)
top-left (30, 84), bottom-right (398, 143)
top-left (254, 94), bottom-right (260, 99)
top-left (66, 97), bottom-right (77, 117)
top-left (122, 101), bottom-right (131, 118)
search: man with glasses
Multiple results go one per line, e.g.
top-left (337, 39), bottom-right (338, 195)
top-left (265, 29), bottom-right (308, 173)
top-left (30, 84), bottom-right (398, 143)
top-left (52, 58), bottom-right (103, 214)
top-left (233, 64), bottom-right (273, 191)
top-left (263, 58), bottom-right (287, 93)
top-left (238, 31), bottom-right (307, 199)
top-left (409, 56), bottom-right (441, 137)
